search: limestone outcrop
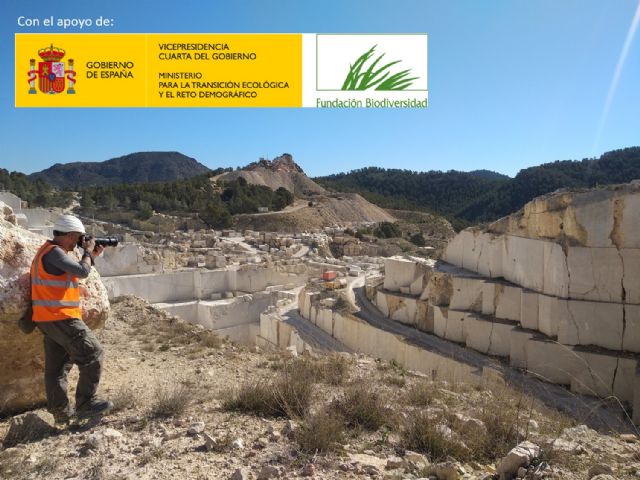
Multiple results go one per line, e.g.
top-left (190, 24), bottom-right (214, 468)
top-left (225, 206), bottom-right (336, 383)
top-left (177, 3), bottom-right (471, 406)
top-left (368, 183), bottom-right (640, 424)
top-left (0, 219), bottom-right (110, 414)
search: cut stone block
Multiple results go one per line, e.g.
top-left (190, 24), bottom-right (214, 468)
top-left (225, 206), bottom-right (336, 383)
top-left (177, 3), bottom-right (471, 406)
top-left (570, 350), bottom-right (635, 403)
top-left (461, 230), bottom-right (481, 272)
top-left (388, 295), bottom-right (418, 326)
top-left (570, 349), bottom-right (616, 398)
top-left (573, 194), bottom-right (614, 247)
top-left (613, 357), bottom-right (638, 404)
top-left (622, 249), bottom-right (640, 305)
top-left (503, 236), bottom-right (545, 292)
top-left (482, 281), bottom-right (497, 316)
top-left (520, 290), bottom-right (539, 330)
top-left (567, 247), bottom-right (623, 303)
top-left (634, 366), bottom-right (640, 425)
top-left (558, 300), bottom-right (624, 351)
top-left (476, 233), bottom-right (504, 278)
top-left (464, 313), bottom-right (491, 355)
top-left (495, 285), bottom-right (522, 322)
top-left (623, 305), bottom-right (640, 353)
top-left (409, 275), bottom-right (424, 296)
top-left (509, 328), bottom-right (537, 369)
top-left (376, 291), bottom-right (390, 317)
top-left (433, 306), bottom-right (448, 339)
top-left (621, 193), bottom-right (640, 249)
top-left (542, 241), bottom-right (569, 298)
top-left (443, 231), bottom-right (465, 268)
top-left (538, 294), bottom-right (567, 338)
top-left (433, 307), bottom-right (465, 343)
top-left (464, 314), bottom-right (514, 357)
top-left (525, 337), bottom-right (578, 385)
top-left (449, 276), bottom-right (484, 312)
top-left (317, 308), bottom-right (333, 336)
top-left (384, 257), bottom-right (431, 293)
top-left (415, 302), bottom-right (434, 333)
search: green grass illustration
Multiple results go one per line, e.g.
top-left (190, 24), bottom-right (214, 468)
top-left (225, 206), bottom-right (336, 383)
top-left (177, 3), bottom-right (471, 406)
top-left (341, 45), bottom-right (418, 91)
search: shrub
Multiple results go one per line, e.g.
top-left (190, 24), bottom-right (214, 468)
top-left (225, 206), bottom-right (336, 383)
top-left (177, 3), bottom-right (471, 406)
top-left (112, 385), bottom-right (137, 412)
top-left (296, 408), bottom-right (345, 453)
top-left (404, 382), bottom-right (438, 406)
top-left (332, 384), bottom-right (394, 431)
top-left (150, 384), bottom-right (190, 418)
top-left (223, 364), bottom-right (313, 418)
top-left (400, 411), bottom-right (469, 462)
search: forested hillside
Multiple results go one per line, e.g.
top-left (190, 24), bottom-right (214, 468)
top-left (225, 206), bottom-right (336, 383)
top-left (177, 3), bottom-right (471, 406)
top-left (0, 168), bottom-right (73, 208)
top-left (79, 175), bottom-right (294, 229)
top-left (316, 147), bottom-right (640, 225)
top-left (29, 152), bottom-right (213, 188)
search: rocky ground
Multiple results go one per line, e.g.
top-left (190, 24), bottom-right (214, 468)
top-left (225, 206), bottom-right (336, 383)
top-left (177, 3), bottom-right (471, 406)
top-left (1, 296), bottom-right (639, 480)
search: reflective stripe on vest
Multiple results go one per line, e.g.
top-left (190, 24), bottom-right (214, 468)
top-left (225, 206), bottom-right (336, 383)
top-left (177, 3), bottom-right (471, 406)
top-left (32, 300), bottom-right (81, 307)
top-left (31, 242), bottom-right (82, 322)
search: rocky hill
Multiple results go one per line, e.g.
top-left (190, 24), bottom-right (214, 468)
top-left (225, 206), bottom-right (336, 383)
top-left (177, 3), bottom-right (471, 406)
top-left (213, 154), bottom-right (326, 197)
top-left (233, 193), bottom-right (396, 233)
top-left (29, 152), bottom-right (212, 188)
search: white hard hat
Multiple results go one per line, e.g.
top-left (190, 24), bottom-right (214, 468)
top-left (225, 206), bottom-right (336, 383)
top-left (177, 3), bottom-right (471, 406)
top-left (53, 214), bottom-right (85, 234)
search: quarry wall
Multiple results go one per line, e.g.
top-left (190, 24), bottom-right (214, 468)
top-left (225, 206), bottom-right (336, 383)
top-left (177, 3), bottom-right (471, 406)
top-left (370, 184), bottom-right (640, 424)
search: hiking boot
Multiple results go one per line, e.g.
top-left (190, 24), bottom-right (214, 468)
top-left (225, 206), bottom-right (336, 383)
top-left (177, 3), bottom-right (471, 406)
top-left (75, 399), bottom-right (113, 419)
top-left (51, 408), bottom-right (73, 425)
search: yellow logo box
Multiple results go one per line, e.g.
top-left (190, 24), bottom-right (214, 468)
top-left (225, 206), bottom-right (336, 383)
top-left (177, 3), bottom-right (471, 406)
top-left (16, 33), bottom-right (303, 107)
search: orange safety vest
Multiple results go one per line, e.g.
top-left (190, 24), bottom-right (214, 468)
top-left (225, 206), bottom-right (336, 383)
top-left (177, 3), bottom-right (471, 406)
top-left (30, 241), bottom-right (82, 322)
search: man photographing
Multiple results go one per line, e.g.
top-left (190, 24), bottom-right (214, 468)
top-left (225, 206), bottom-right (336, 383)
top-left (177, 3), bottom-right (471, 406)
top-left (31, 214), bottom-right (113, 424)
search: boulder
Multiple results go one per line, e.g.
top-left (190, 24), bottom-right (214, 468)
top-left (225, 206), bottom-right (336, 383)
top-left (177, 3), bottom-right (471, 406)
top-left (2, 411), bottom-right (57, 447)
top-left (496, 441), bottom-right (540, 480)
top-left (0, 219), bottom-right (110, 414)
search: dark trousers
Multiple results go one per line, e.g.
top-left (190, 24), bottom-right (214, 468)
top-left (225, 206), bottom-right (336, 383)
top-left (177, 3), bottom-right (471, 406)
top-left (36, 318), bottom-right (104, 413)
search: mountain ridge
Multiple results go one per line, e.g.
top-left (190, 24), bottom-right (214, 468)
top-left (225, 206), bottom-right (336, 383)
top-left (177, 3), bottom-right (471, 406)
top-left (28, 151), bottom-right (212, 188)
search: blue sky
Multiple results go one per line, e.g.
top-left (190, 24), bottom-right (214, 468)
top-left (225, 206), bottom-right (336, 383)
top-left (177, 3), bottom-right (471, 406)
top-left (1, 0), bottom-right (639, 177)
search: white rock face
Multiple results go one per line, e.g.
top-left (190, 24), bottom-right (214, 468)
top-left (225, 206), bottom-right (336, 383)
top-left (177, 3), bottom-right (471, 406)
top-left (372, 182), bottom-right (640, 425)
top-left (0, 219), bottom-right (110, 414)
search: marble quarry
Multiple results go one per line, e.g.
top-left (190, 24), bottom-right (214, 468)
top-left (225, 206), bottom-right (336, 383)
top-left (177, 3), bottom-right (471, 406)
top-left (367, 183), bottom-right (640, 424)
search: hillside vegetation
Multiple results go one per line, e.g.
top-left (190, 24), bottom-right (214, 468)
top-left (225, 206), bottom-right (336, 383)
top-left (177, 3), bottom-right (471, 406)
top-left (0, 168), bottom-right (72, 208)
top-left (28, 152), bottom-right (213, 188)
top-left (315, 147), bottom-right (640, 225)
top-left (79, 175), bottom-right (294, 230)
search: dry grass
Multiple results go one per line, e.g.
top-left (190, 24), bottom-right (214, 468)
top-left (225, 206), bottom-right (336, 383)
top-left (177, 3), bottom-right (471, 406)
top-left (111, 385), bottom-right (137, 413)
top-left (331, 383), bottom-right (395, 431)
top-left (198, 331), bottom-right (223, 349)
top-left (222, 363), bottom-right (313, 418)
top-left (0, 455), bottom-right (60, 480)
top-left (271, 354), bottom-right (351, 386)
top-left (383, 374), bottom-right (407, 388)
top-left (404, 382), bottom-right (439, 406)
top-left (150, 383), bottom-right (191, 418)
top-left (296, 408), bottom-right (345, 453)
top-left (400, 410), bottom-right (469, 462)
top-left (138, 446), bottom-right (165, 466)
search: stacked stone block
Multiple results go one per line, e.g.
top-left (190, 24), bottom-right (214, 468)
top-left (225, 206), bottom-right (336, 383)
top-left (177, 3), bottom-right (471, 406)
top-left (371, 184), bottom-right (640, 423)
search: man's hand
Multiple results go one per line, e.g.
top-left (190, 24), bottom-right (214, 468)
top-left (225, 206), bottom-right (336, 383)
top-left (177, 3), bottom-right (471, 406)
top-left (82, 237), bottom-right (96, 253)
top-left (93, 245), bottom-right (105, 257)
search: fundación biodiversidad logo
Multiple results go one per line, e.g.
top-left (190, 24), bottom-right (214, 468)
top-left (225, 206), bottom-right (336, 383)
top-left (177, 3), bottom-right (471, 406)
top-left (27, 44), bottom-right (77, 94)
top-left (314, 34), bottom-right (428, 108)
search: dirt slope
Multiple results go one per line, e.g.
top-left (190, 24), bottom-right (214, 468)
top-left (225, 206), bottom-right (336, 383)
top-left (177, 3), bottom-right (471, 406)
top-left (213, 154), bottom-right (326, 197)
top-left (233, 193), bottom-right (396, 232)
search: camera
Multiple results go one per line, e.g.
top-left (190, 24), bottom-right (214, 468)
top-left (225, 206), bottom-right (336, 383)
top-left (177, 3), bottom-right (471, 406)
top-left (77, 235), bottom-right (119, 248)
